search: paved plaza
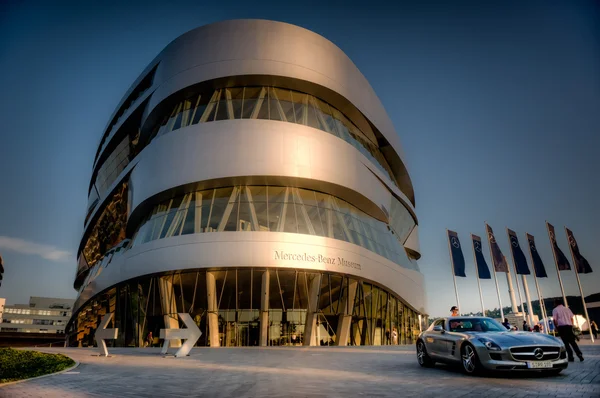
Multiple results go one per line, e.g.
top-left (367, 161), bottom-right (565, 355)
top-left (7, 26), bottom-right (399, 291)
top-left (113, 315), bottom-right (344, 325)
top-left (1, 344), bottom-right (599, 397)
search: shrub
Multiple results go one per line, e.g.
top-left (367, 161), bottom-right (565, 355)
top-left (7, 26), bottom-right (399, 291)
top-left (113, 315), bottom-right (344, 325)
top-left (0, 348), bottom-right (75, 383)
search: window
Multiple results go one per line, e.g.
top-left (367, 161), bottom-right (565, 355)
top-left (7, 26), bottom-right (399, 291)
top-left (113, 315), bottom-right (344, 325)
top-left (148, 86), bottom-right (400, 189)
top-left (81, 182), bottom-right (128, 272)
top-left (132, 185), bottom-right (418, 271)
top-left (95, 64), bottom-right (158, 164)
top-left (448, 318), bottom-right (506, 333)
top-left (67, 270), bottom-right (422, 348)
top-left (93, 137), bottom-right (131, 198)
top-left (428, 319), bottom-right (445, 331)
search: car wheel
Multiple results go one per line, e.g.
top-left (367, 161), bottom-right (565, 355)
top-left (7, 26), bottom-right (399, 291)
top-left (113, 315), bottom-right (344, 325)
top-left (416, 340), bottom-right (435, 367)
top-left (461, 343), bottom-right (480, 375)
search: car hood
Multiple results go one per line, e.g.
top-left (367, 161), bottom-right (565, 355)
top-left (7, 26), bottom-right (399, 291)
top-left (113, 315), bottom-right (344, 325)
top-left (467, 332), bottom-right (563, 347)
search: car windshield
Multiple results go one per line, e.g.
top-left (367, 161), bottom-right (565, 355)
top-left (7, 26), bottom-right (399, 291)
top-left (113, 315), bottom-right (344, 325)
top-left (448, 318), bottom-right (507, 333)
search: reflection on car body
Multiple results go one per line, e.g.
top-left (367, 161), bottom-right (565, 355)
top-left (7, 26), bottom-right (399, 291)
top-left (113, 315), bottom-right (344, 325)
top-left (416, 317), bottom-right (568, 375)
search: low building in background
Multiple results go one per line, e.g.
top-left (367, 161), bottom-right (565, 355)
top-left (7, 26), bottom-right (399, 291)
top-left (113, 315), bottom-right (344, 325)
top-left (0, 296), bottom-right (74, 334)
top-left (0, 296), bottom-right (74, 347)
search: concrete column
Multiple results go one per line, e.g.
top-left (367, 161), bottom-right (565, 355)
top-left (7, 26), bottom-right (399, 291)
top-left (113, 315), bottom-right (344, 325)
top-left (259, 270), bottom-right (270, 347)
top-left (206, 272), bottom-right (220, 347)
top-left (303, 274), bottom-right (322, 346)
top-left (159, 276), bottom-right (181, 348)
top-left (335, 279), bottom-right (358, 346)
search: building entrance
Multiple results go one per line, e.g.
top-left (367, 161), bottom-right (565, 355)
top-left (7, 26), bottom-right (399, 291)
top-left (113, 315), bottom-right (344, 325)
top-left (67, 268), bottom-right (425, 348)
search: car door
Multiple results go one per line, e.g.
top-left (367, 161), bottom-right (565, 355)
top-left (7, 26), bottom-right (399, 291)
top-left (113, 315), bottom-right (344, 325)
top-left (425, 319), bottom-right (447, 359)
top-left (439, 320), bottom-right (470, 363)
top-left (432, 319), bottom-right (453, 359)
top-left (439, 329), bottom-right (463, 362)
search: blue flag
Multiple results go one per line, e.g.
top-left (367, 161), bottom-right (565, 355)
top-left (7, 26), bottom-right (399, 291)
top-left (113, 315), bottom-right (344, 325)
top-left (471, 234), bottom-right (491, 279)
top-left (547, 223), bottom-right (571, 271)
top-left (448, 230), bottom-right (466, 277)
top-left (485, 224), bottom-right (509, 272)
top-left (526, 233), bottom-right (548, 278)
top-left (507, 229), bottom-right (530, 275)
top-left (566, 228), bottom-right (593, 274)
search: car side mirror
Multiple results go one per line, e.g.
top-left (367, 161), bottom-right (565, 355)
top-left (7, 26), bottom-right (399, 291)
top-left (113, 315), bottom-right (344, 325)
top-left (433, 325), bottom-right (444, 333)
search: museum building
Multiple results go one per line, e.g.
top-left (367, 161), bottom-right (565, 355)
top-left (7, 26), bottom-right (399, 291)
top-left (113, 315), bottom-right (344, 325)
top-left (66, 19), bottom-right (426, 348)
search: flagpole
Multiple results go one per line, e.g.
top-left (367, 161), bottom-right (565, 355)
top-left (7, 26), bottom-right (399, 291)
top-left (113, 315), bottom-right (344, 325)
top-left (546, 221), bottom-right (568, 307)
top-left (565, 227), bottom-right (594, 343)
top-left (506, 229), bottom-right (527, 326)
top-left (485, 223), bottom-right (504, 321)
top-left (521, 275), bottom-right (535, 330)
top-left (492, 267), bottom-right (504, 322)
top-left (508, 255), bottom-right (527, 324)
top-left (504, 268), bottom-right (518, 313)
top-left (470, 234), bottom-right (486, 316)
top-left (447, 229), bottom-right (461, 314)
top-left (526, 233), bottom-right (549, 334)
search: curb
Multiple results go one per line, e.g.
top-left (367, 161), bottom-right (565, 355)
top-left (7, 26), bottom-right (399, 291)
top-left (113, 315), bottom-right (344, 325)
top-left (0, 352), bottom-right (80, 388)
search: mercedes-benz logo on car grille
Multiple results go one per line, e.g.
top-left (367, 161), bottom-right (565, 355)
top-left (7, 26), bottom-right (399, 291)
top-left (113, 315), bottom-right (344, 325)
top-left (534, 348), bottom-right (544, 360)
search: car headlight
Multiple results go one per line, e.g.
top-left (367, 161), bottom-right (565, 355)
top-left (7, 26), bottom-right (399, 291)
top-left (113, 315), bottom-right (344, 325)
top-left (478, 337), bottom-right (502, 351)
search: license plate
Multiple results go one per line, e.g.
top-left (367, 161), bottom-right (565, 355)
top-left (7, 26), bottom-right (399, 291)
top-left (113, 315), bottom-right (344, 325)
top-left (527, 361), bottom-right (553, 369)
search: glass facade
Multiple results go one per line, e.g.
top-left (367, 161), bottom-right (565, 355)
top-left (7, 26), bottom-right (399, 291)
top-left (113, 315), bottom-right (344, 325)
top-left (74, 24), bottom-right (425, 350)
top-left (93, 137), bottom-right (130, 199)
top-left (79, 182), bottom-right (129, 280)
top-left (66, 268), bottom-right (423, 348)
top-left (131, 186), bottom-right (417, 271)
top-left (149, 87), bottom-right (399, 188)
top-left (94, 64), bottom-right (157, 165)
top-left (86, 131), bottom-right (140, 222)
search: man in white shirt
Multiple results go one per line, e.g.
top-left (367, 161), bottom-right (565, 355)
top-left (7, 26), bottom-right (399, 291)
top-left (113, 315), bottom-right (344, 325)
top-left (552, 299), bottom-right (584, 362)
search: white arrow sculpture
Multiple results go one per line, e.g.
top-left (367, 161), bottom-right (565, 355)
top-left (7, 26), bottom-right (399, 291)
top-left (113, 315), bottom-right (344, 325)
top-left (160, 313), bottom-right (202, 357)
top-left (95, 313), bottom-right (118, 356)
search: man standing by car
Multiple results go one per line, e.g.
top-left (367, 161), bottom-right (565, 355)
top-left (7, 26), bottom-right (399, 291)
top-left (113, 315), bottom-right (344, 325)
top-left (552, 299), bottom-right (584, 362)
top-left (450, 306), bottom-right (459, 316)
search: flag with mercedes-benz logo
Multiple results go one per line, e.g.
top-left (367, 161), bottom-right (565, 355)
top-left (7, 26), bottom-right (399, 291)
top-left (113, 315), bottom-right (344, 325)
top-left (471, 234), bottom-right (491, 279)
top-left (447, 230), bottom-right (466, 277)
top-left (485, 224), bottom-right (508, 272)
top-left (546, 222), bottom-right (571, 271)
top-left (507, 229), bottom-right (530, 275)
top-left (526, 233), bottom-right (548, 278)
top-left (565, 228), bottom-right (593, 274)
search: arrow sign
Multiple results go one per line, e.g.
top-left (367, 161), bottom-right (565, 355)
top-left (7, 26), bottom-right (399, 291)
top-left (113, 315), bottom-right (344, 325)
top-left (160, 313), bottom-right (202, 357)
top-left (95, 313), bottom-right (118, 356)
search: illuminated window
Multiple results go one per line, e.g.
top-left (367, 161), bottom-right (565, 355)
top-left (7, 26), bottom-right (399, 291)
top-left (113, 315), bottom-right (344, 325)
top-left (81, 183), bottom-right (128, 271)
top-left (149, 86), bottom-right (399, 188)
top-left (132, 185), bottom-right (417, 271)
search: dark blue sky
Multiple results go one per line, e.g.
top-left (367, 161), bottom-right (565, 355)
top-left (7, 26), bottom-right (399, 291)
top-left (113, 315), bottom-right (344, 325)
top-left (0, 1), bottom-right (598, 317)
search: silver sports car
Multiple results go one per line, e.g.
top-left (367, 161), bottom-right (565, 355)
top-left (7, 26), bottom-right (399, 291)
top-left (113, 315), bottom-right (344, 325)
top-left (416, 317), bottom-right (568, 375)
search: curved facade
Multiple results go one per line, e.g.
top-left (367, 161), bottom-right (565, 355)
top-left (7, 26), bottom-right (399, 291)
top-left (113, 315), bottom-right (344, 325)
top-left (67, 19), bottom-right (426, 348)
